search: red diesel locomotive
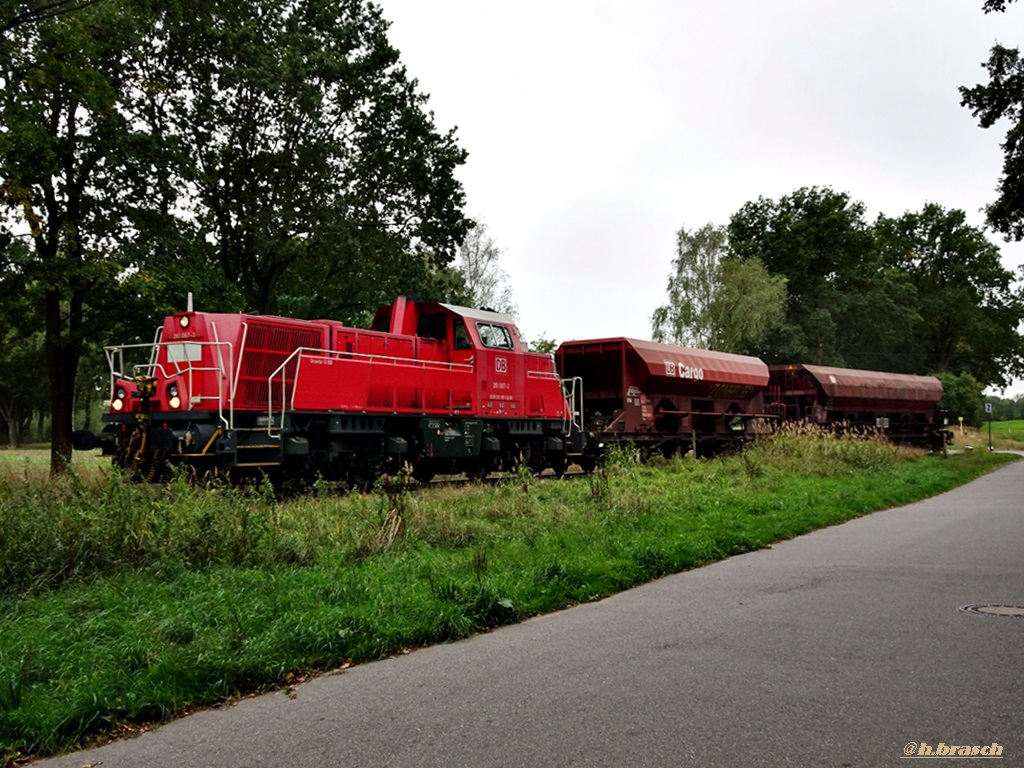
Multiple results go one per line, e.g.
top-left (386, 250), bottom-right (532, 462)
top-left (74, 297), bottom-right (578, 484)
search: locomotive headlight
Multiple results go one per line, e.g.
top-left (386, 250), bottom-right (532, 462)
top-left (112, 386), bottom-right (126, 412)
top-left (168, 384), bottom-right (181, 409)
top-left (179, 315), bottom-right (190, 329)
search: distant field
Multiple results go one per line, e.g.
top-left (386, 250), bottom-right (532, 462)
top-left (0, 448), bottom-right (109, 480)
top-left (946, 421), bottom-right (1024, 450)
top-left (991, 420), bottom-right (1024, 441)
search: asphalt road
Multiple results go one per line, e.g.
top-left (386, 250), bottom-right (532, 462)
top-left (39, 459), bottom-right (1024, 768)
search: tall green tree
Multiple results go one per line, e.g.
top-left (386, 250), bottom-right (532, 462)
top-left (875, 204), bottom-right (1024, 386)
top-left (706, 255), bottom-right (788, 355)
top-left (727, 187), bottom-right (918, 369)
top-left (651, 223), bottom-right (725, 348)
top-left (0, 0), bottom-right (169, 473)
top-left (960, 0), bottom-right (1024, 239)
top-left (936, 371), bottom-right (985, 427)
top-left (651, 223), bottom-right (786, 353)
top-left (148, 0), bottom-right (471, 317)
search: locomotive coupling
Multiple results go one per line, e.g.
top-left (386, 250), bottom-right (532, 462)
top-left (132, 375), bottom-right (157, 400)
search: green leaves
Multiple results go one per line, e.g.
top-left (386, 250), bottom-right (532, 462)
top-left (875, 203), bottom-right (1024, 386)
top-left (654, 189), bottom-right (1024, 386)
top-left (651, 222), bottom-right (786, 354)
top-left (727, 187), bottom-right (897, 366)
top-left (961, 0), bottom-right (1024, 240)
top-left (147, 0), bottom-right (471, 316)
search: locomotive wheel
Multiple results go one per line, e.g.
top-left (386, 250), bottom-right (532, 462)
top-left (411, 460), bottom-right (435, 484)
top-left (465, 461), bottom-right (492, 482)
top-left (347, 471), bottom-right (378, 494)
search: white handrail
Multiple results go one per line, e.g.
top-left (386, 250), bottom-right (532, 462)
top-left (209, 321), bottom-right (232, 430)
top-left (104, 339), bottom-right (234, 430)
top-left (561, 376), bottom-right (584, 436)
top-left (265, 347), bottom-right (475, 438)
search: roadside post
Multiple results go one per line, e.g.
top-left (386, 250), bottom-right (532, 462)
top-left (986, 402), bottom-right (993, 451)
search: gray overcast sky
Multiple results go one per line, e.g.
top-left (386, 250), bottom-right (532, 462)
top-left (378, 0), bottom-right (1024, 390)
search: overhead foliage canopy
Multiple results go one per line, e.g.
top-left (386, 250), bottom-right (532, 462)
top-left (727, 187), bottom-right (920, 370)
top-left (0, 0), bottom-right (472, 470)
top-left (658, 188), bottom-right (1024, 388)
top-left (875, 203), bottom-right (1024, 386)
top-left (142, 0), bottom-right (472, 319)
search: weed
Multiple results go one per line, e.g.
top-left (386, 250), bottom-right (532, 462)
top-left (588, 466), bottom-right (609, 502)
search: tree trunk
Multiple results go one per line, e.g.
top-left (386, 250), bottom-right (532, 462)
top-left (46, 286), bottom-right (82, 475)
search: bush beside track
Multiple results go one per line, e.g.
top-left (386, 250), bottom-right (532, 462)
top-left (0, 431), bottom-right (1018, 764)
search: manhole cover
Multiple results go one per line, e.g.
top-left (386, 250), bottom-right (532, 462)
top-left (959, 604), bottom-right (1024, 618)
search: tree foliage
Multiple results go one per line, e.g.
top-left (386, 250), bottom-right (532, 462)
top-left (982, 0), bottom-right (1018, 13)
top-left (146, 0), bottom-right (471, 318)
top-left (727, 187), bottom-right (918, 369)
top-left (961, 0), bottom-right (1024, 239)
top-left (651, 223), bottom-right (726, 348)
top-left (0, 0), bottom-right (101, 38)
top-left (936, 371), bottom-right (985, 427)
top-left (651, 223), bottom-right (786, 353)
top-left (452, 221), bottom-right (517, 317)
top-left (875, 203), bottom-right (1024, 386)
top-left (707, 256), bottom-right (788, 355)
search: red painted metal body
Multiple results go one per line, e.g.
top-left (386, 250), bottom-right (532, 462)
top-left (105, 302), bottom-right (564, 422)
top-left (556, 337), bottom-right (770, 456)
top-left (767, 364), bottom-right (949, 446)
top-left (83, 298), bottom-right (570, 482)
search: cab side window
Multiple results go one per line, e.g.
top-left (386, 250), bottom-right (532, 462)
top-left (417, 313), bottom-right (447, 341)
top-left (453, 319), bottom-right (472, 350)
top-left (476, 322), bottom-right (514, 350)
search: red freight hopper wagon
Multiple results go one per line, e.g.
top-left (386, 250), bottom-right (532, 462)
top-left (555, 337), bottom-right (772, 459)
top-left (766, 364), bottom-right (951, 448)
top-left (74, 297), bottom-right (575, 484)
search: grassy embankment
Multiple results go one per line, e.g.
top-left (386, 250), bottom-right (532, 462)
top-left (0, 432), bottom-right (1018, 764)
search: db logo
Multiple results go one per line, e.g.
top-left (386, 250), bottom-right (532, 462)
top-left (494, 357), bottom-right (508, 374)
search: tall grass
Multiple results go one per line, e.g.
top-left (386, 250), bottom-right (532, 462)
top-left (0, 432), bottom-right (1016, 764)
